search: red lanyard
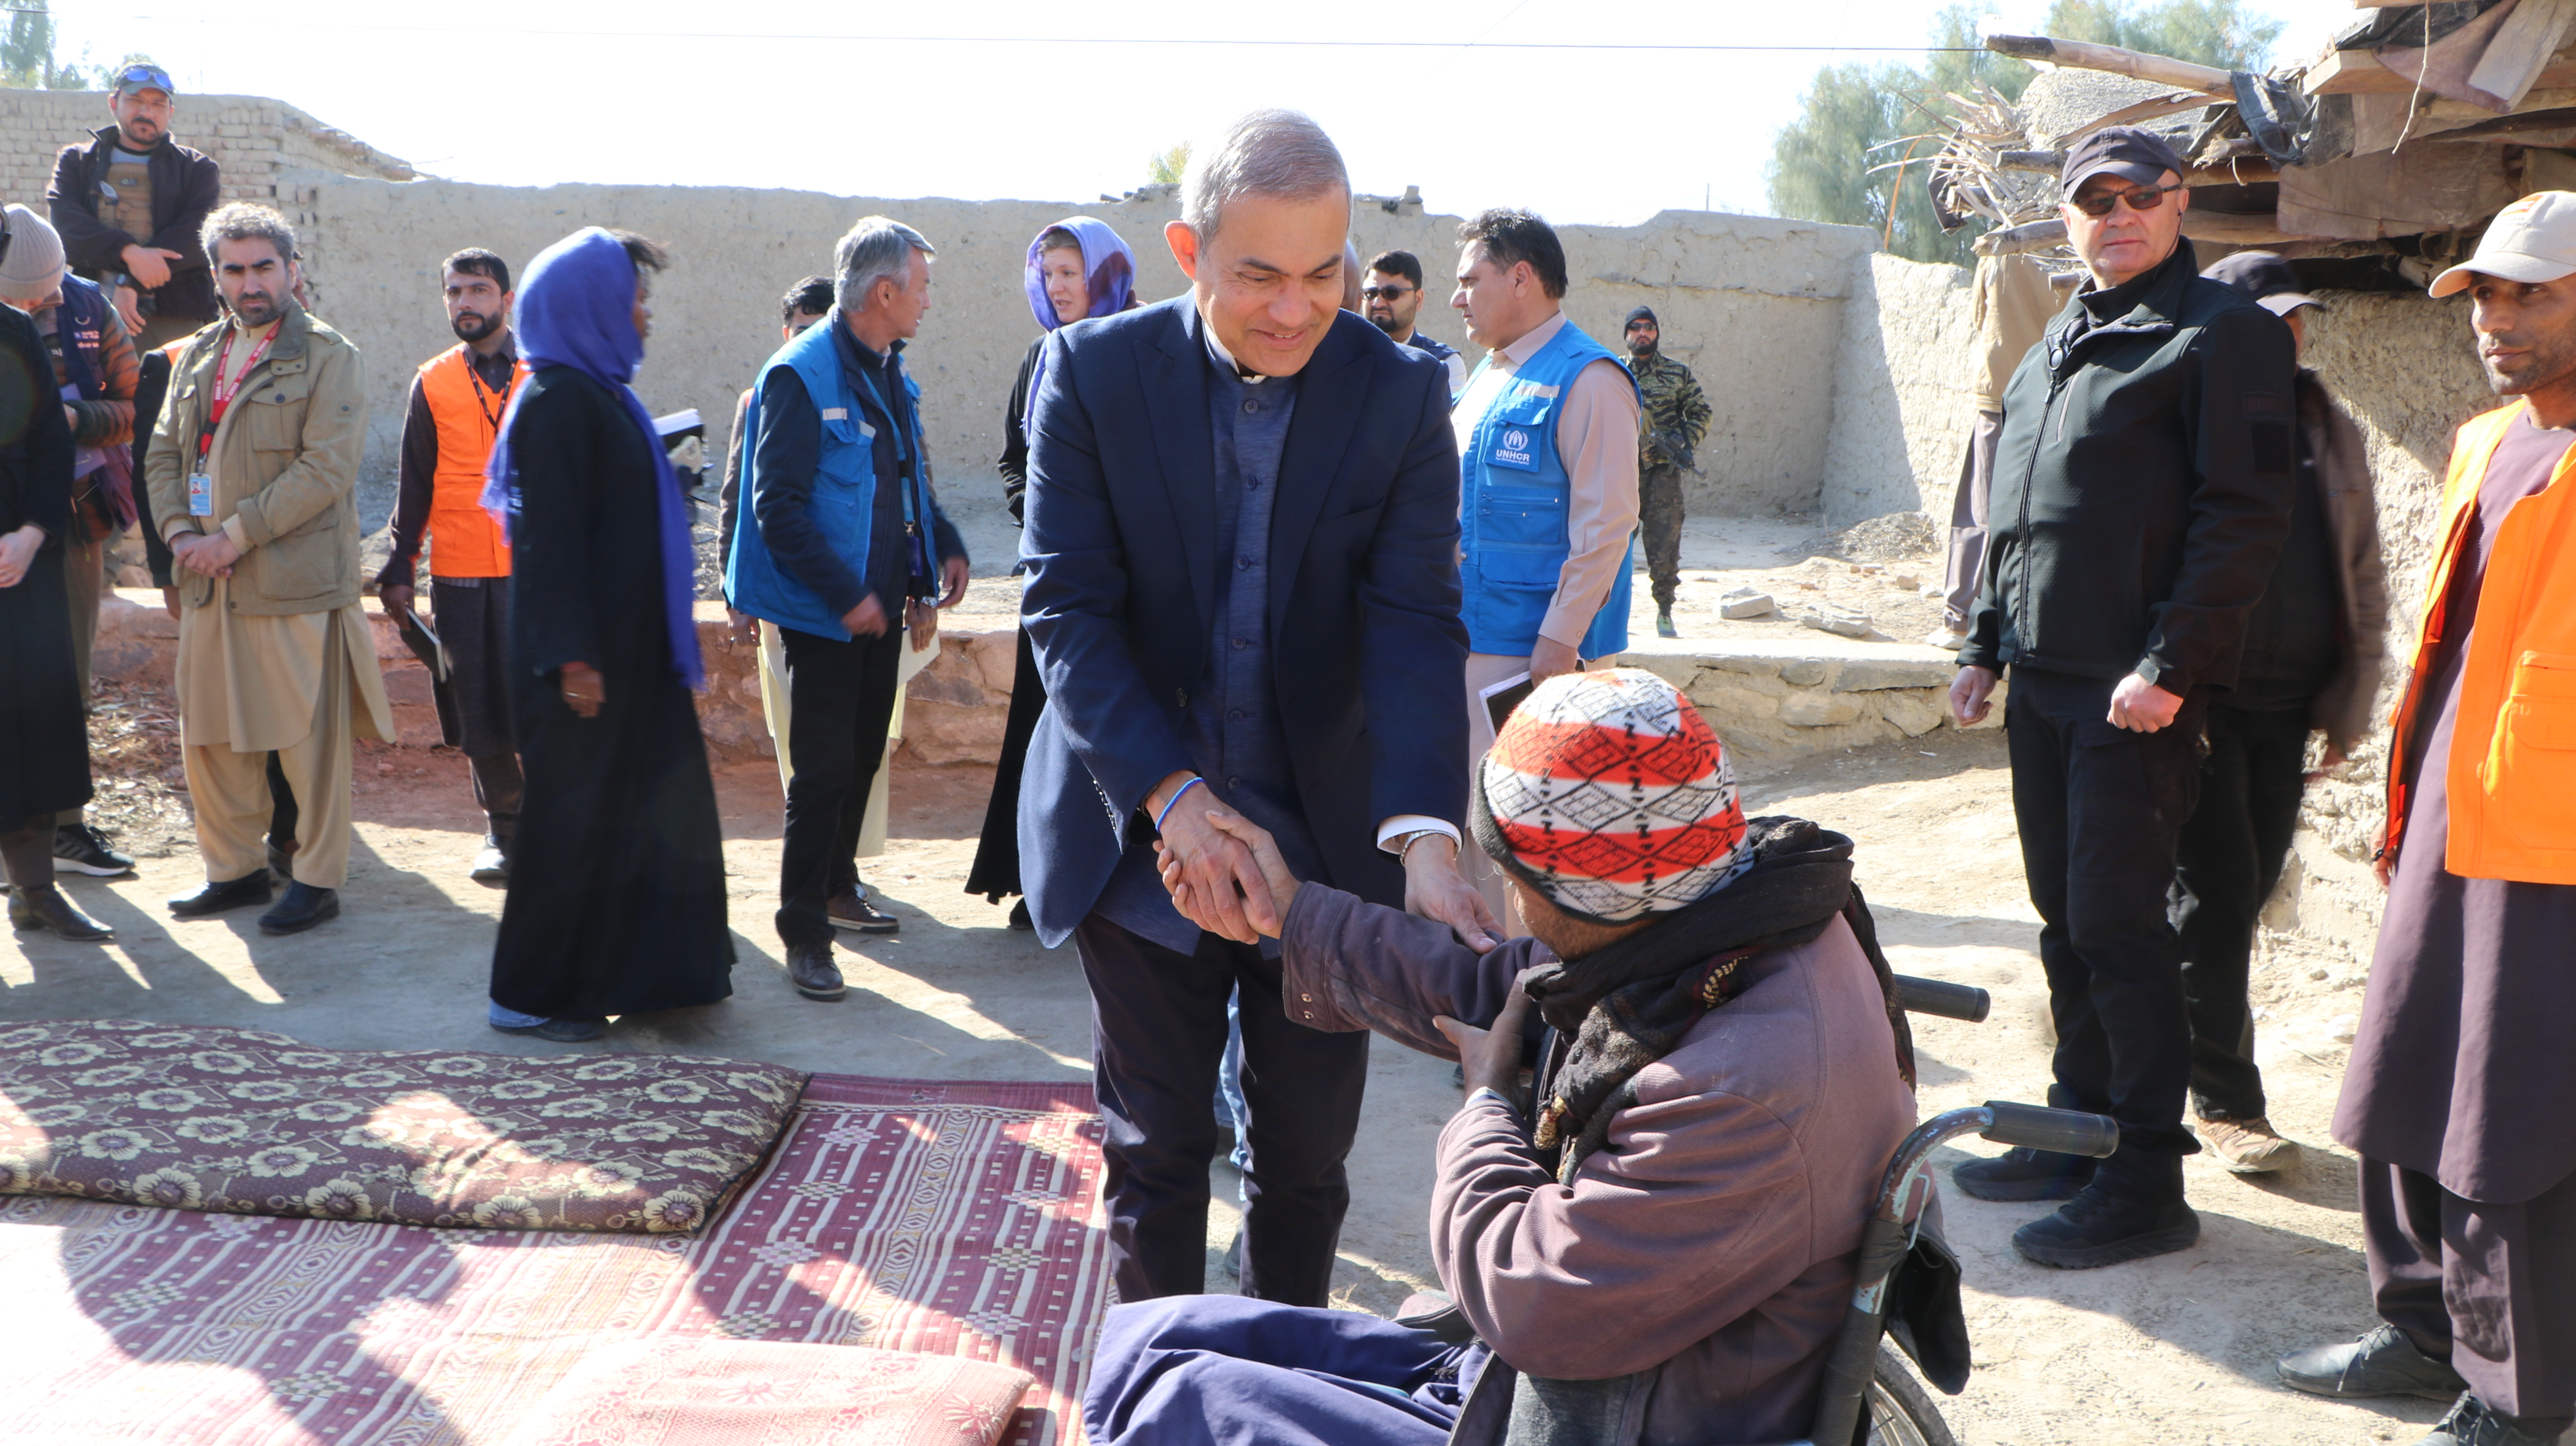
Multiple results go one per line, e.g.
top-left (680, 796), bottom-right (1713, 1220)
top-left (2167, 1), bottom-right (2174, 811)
top-left (196, 325), bottom-right (276, 462)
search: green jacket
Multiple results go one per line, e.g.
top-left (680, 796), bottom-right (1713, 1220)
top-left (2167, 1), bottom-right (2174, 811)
top-left (1632, 351), bottom-right (1710, 471)
top-left (144, 305), bottom-right (370, 617)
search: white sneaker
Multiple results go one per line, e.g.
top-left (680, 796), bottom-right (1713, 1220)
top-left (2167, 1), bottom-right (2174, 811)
top-left (1923, 628), bottom-right (1969, 651)
top-left (469, 844), bottom-right (509, 884)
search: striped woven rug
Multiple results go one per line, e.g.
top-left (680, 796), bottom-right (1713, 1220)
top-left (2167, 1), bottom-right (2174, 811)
top-left (0, 1074), bottom-right (1110, 1446)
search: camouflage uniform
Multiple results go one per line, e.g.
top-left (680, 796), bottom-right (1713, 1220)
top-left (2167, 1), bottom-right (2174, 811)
top-left (1632, 350), bottom-right (1711, 611)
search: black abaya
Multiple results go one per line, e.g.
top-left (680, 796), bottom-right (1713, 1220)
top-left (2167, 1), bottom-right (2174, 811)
top-left (0, 304), bottom-right (88, 825)
top-left (489, 368), bottom-right (733, 1019)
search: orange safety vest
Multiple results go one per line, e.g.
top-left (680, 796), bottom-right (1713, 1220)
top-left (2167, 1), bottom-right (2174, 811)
top-left (2383, 399), bottom-right (2576, 884)
top-left (416, 343), bottom-right (520, 578)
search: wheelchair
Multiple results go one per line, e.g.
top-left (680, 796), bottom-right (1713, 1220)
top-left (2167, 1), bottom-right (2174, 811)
top-left (1793, 975), bottom-right (2123, 1446)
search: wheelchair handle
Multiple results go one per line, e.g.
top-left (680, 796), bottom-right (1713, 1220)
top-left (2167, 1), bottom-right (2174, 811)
top-left (1890, 975), bottom-right (1990, 1022)
top-left (1980, 1100), bottom-right (2120, 1158)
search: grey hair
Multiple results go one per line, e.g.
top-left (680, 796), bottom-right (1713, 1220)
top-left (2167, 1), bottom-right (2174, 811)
top-left (201, 202), bottom-right (295, 268)
top-left (1181, 109), bottom-right (1350, 241)
top-left (835, 216), bottom-right (936, 312)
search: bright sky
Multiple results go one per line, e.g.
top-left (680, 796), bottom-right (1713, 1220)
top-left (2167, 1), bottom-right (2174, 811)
top-left (54, 0), bottom-right (2357, 227)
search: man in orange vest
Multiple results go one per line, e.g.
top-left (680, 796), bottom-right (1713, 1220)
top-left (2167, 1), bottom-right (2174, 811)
top-left (2278, 192), bottom-right (2576, 1446)
top-left (378, 248), bottom-right (522, 883)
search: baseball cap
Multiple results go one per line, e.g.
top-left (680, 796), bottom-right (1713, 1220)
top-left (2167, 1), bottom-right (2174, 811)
top-left (2202, 250), bottom-right (2324, 317)
top-left (2431, 191), bottom-right (2576, 297)
top-left (113, 63), bottom-right (173, 97)
top-left (2060, 126), bottom-right (2187, 193)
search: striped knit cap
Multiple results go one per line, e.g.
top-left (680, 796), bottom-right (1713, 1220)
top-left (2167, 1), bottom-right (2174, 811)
top-left (1470, 668), bottom-right (1754, 924)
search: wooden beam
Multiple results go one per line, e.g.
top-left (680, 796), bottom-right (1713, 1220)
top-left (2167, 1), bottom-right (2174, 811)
top-left (2469, 0), bottom-right (2576, 111)
top-left (1972, 208), bottom-right (2303, 257)
top-left (1985, 34), bottom-right (2236, 97)
top-left (2304, 41), bottom-right (2576, 95)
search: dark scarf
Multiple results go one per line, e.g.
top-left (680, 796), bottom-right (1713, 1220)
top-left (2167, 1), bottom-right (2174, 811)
top-left (1522, 816), bottom-right (1915, 1181)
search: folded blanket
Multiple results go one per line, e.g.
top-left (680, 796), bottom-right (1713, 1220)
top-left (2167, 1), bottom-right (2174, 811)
top-left (0, 1020), bottom-right (805, 1233)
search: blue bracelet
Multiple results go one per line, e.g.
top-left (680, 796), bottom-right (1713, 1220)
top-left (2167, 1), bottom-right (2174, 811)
top-left (1153, 776), bottom-right (1205, 834)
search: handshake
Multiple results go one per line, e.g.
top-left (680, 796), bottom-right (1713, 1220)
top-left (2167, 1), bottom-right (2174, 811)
top-left (1145, 774), bottom-right (1501, 953)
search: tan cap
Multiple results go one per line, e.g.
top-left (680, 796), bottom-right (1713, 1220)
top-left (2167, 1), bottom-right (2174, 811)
top-left (2432, 191), bottom-right (2576, 297)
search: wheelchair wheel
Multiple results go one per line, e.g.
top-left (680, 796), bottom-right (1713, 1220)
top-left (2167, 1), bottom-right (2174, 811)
top-left (1863, 1344), bottom-right (1958, 1446)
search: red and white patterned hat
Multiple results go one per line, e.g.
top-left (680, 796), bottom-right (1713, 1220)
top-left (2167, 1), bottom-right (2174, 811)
top-left (1470, 668), bottom-right (1753, 924)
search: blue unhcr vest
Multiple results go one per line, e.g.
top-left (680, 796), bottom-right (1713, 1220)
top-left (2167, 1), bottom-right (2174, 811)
top-left (1457, 319), bottom-right (1636, 659)
top-left (724, 312), bottom-right (934, 640)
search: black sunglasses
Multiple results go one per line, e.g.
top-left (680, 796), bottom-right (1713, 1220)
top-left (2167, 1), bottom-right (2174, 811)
top-left (1359, 285), bottom-right (1413, 301)
top-left (2069, 182), bottom-right (2183, 217)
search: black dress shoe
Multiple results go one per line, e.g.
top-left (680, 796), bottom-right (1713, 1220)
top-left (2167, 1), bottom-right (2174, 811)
top-left (1953, 1146), bottom-right (2097, 1202)
top-left (1007, 898), bottom-right (1033, 931)
top-left (170, 873), bottom-right (273, 918)
top-left (2280, 1324), bottom-right (2471, 1402)
top-left (2012, 1183), bottom-right (2199, 1269)
top-left (258, 881), bottom-right (339, 936)
top-left (10, 886), bottom-right (113, 941)
top-left (788, 941), bottom-right (846, 1001)
top-left (2415, 1391), bottom-right (2568, 1446)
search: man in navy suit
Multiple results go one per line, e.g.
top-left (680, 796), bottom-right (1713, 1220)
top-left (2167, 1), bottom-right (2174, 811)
top-left (1018, 109), bottom-right (1491, 1307)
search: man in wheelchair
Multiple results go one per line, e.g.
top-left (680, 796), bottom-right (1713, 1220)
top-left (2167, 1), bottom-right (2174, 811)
top-left (1082, 669), bottom-right (1921, 1446)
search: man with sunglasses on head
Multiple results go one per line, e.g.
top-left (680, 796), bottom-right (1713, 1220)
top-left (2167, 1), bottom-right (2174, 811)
top-left (1360, 249), bottom-right (1464, 396)
top-left (46, 63), bottom-right (222, 349)
top-left (1947, 126), bottom-right (2299, 1269)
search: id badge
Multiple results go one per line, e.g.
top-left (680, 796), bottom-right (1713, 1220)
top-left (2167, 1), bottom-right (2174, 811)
top-left (187, 472), bottom-right (213, 516)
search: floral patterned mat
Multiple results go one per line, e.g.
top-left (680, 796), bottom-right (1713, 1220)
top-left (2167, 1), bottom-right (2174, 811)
top-left (0, 1020), bottom-right (806, 1233)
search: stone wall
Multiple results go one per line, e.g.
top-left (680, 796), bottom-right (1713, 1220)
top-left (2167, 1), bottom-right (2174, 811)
top-left (1818, 254), bottom-right (1982, 528)
top-left (282, 173), bottom-right (1877, 535)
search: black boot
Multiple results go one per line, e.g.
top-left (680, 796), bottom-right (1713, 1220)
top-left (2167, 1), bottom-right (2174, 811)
top-left (2, 829), bottom-right (112, 941)
top-left (1953, 1146), bottom-right (2096, 1202)
top-left (2012, 1179), bottom-right (2200, 1269)
top-left (2279, 1324), bottom-right (2470, 1402)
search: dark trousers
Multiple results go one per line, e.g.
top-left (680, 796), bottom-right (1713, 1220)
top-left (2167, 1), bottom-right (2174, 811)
top-left (2171, 703), bottom-right (2310, 1123)
top-left (775, 624), bottom-right (904, 948)
top-left (433, 578), bottom-right (523, 844)
top-left (2366, 1157), bottom-right (2576, 1430)
top-left (2006, 668), bottom-right (2206, 1196)
top-left (1073, 914), bottom-right (1371, 1309)
top-left (1639, 463), bottom-right (1686, 610)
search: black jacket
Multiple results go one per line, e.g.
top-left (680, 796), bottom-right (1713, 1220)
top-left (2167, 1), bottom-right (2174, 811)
top-left (47, 125), bottom-right (222, 326)
top-left (1963, 240), bottom-right (2298, 695)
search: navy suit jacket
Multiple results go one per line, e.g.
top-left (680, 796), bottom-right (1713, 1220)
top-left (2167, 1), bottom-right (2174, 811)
top-left (1016, 296), bottom-right (1469, 948)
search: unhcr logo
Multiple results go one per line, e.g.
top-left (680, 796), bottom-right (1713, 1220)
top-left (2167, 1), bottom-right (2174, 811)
top-left (1492, 426), bottom-right (1535, 467)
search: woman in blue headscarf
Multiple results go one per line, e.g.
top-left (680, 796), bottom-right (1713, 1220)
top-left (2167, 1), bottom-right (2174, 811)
top-left (482, 227), bottom-right (733, 1041)
top-left (966, 217), bottom-right (1137, 927)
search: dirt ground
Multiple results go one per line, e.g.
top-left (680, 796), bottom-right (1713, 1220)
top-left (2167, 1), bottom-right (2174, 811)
top-left (4, 516), bottom-right (2426, 1446)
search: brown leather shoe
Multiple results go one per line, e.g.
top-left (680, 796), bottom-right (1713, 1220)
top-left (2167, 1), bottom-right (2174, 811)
top-left (827, 888), bottom-right (899, 935)
top-left (787, 941), bottom-right (846, 1001)
top-left (2201, 1116), bottom-right (2303, 1174)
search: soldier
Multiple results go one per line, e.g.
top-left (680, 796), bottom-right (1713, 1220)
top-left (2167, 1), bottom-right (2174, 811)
top-left (1624, 305), bottom-right (1709, 638)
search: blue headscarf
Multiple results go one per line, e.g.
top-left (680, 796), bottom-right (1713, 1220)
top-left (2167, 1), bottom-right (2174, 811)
top-left (1021, 217), bottom-right (1136, 439)
top-left (482, 228), bottom-right (704, 691)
